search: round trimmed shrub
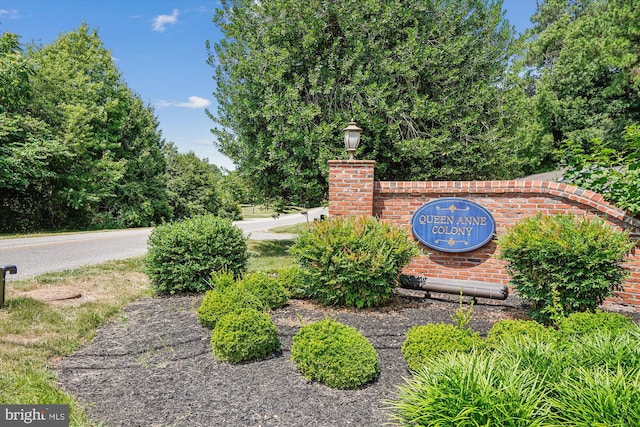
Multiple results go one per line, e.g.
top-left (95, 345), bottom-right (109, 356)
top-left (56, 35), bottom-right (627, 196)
top-left (486, 319), bottom-right (556, 349)
top-left (557, 310), bottom-right (637, 340)
top-left (145, 215), bottom-right (248, 294)
top-left (291, 318), bottom-right (379, 389)
top-left (497, 214), bottom-right (634, 324)
top-left (210, 308), bottom-right (280, 364)
top-left (402, 323), bottom-right (485, 372)
top-left (238, 272), bottom-right (288, 309)
top-left (197, 286), bottom-right (265, 328)
top-left (291, 216), bottom-right (420, 308)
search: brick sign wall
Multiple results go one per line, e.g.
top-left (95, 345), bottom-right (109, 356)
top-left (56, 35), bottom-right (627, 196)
top-left (328, 160), bottom-right (640, 310)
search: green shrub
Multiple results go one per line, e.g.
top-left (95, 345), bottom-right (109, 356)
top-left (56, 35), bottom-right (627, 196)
top-left (197, 286), bottom-right (265, 328)
top-left (209, 269), bottom-right (237, 291)
top-left (497, 213), bottom-right (634, 324)
top-left (291, 216), bottom-right (419, 308)
top-left (291, 318), bottom-right (379, 389)
top-left (389, 317), bottom-right (640, 426)
top-left (275, 266), bottom-right (308, 299)
top-left (557, 310), bottom-right (636, 340)
top-left (238, 272), bottom-right (288, 309)
top-left (563, 124), bottom-right (640, 217)
top-left (210, 308), bottom-right (280, 364)
top-left (145, 215), bottom-right (248, 294)
top-left (401, 323), bottom-right (485, 372)
top-left (486, 319), bottom-right (556, 349)
top-left (388, 351), bottom-right (548, 427)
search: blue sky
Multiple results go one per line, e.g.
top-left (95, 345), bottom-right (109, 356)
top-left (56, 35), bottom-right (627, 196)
top-left (0, 0), bottom-right (537, 171)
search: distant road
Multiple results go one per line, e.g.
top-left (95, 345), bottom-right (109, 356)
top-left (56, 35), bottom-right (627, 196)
top-left (0, 207), bottom-right (327, 280)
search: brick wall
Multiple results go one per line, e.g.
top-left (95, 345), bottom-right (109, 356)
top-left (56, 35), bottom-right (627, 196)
top-left (328, 161), bottom-right (640, 310)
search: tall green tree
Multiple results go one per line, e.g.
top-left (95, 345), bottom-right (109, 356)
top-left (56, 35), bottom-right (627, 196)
top-left (1, 25), bottom-right (170, 231)
top-left (208, 0), bottom-right (524, 205)
top-left (164, 144), bottom-right (221, 220)
top-left (0, 32), bottom-right (74, 231)
top-left (524, 0), bottom-right (640, 155)
top-left (27, 23), bottom-right (134, 227)
top-left (106, 95), bottom-right (171, 227)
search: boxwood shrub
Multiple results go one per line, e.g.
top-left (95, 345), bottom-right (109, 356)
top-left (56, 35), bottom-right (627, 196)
top-left (497, 213), bottom-right (634, 324)
top-left (210, 308), bottom-right (280, 364)
top-left (238, 272), bottom-right (288, 309)
top-left (145, 215), bottom-right (248, 294)
top-left (401, 323), bottom-right (485, 372)
top-left (291, 216), bottom-right (419, 308)
top-left (557, 310), bottom-right (637, 340)
top-left (291, 318), bottom-right (379, 389)
top-left (485, 319), bottom-right (556, 349)
top-left (274, 266), bottom-right (308, 299)
top-left (197, 286), bottom-right (265, 328)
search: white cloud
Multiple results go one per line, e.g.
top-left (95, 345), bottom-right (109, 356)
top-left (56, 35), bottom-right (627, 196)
top-left (0, 9), bottom-right (19, 19)
top-left (176, 96), bottom-right (211, 109)
top-left (152, 9), bottom-right (179, 32)
top-left (155, 96), bottom-right (211, 109)
top-left (155, 100), bottom-right (173, 108)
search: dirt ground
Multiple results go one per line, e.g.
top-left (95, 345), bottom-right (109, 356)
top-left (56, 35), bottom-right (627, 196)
top-left (55, 292), bottom-right (637, 427)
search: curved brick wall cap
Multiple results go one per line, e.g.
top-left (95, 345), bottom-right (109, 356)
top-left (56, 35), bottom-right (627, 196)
top-left (374, 180), bottom-right (640, 231)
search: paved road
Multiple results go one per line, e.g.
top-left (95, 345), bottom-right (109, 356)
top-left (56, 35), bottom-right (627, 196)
top-left (0, 207), bottom-right (327, 281)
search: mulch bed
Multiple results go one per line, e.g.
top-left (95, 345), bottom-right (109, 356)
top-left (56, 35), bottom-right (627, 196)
top-left (54, 292), bottom-right (630, 426)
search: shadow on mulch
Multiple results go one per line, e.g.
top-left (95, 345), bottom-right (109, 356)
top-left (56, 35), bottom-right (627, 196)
top-left (55, 292), bottom-right (635, 427)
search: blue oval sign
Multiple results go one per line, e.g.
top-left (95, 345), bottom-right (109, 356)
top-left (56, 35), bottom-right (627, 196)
top-left (411, 198), bottom-right (496, 253)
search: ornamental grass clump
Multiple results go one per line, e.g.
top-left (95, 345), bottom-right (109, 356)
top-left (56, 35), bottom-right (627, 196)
top-left (388, 351), bottom-right (549, 427)
top-left (562, 328), bottom-right (640, 372)
top-left (291, 318), bottom-right (379, 389)
top-left (291, 216), bottom-right (419, 308)
top-left (210, 308), bottom-right (280, 364)
top-left (145, 215), bottom-right (248, 294)
top-left (497, 213), bottom-right (634, 324)
top-left (389, 305), bottom-right (640, 426)
top-left (401, 323), bottom-right (485, 372)
top-left (547, 365), bottom-right (640, 426)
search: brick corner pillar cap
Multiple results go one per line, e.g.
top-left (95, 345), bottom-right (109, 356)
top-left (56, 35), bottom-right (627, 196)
top-left (328, 159), bottom-right (376, 217)
top-left (328, 159), bottom-right (377, 166)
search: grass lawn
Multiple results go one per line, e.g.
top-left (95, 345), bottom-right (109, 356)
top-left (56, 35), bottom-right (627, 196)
top-left (0, 236), bottom-right (299, 426)
top-left (240, 204), bottom-right (307, 219)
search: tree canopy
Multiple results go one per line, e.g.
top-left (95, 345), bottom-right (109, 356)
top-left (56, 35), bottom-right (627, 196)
top-left (208, 0), bottom-right (527, 205)
top-left (0, 25), bottom-right (172, 231)
top-left (524, 0), bottom-right (640, 155)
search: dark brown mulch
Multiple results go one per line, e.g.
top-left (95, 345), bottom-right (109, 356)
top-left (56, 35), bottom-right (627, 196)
top-left (55, 292), bottom-right (527, 427)
top-left (56, 292), bottom-right (636, 427)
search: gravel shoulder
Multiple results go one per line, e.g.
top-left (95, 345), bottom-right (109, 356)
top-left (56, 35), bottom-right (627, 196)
top-left (56, 292), bottom-right (533, 427)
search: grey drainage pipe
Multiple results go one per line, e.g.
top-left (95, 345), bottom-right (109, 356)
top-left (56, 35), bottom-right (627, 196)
top-left (401, 275), bottom-right (509, 300)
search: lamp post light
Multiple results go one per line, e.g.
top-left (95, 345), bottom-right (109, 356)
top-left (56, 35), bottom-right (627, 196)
top-left (343, 120), bottom-right (362, 160)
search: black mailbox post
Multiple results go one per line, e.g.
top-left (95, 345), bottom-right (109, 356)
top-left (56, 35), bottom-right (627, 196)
top-left (1, 265), bottom-right (17, 309)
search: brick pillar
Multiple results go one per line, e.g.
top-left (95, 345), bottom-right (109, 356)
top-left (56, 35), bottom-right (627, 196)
top-left (328, 160), bottom-right (376, 217)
